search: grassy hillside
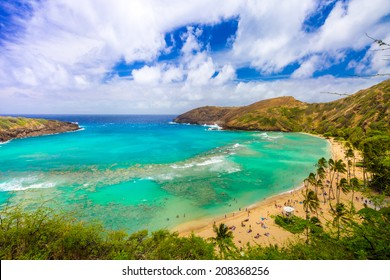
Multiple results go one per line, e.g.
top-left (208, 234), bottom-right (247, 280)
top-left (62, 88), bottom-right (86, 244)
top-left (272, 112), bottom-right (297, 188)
top-left (0, 116), bottom-right (79, 142)
top-left (175, 79), bottom-right (390, 194)
top-left (223, 96), bottom-right (307, 131)
top-left (174, 79), bottom-right (390, 134)
top-left (0, 116), bottom-right (49, 130)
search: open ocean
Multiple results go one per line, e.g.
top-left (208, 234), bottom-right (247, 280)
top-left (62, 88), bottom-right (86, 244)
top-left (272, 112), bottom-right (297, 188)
top-left (0, 115), bottom-right (330, 232)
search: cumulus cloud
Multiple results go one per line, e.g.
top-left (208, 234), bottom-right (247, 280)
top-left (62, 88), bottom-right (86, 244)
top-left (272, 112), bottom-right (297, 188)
top-left (132, 66), bottom-right (162, 85)
top-left (229, 0), bottom-right (390, 75)
top-left (213, 64), bottom-right (236, 85)
top-left (0, 0), bottom-right (389, 114)
top-left (292, 55), bottom-right (322, 79)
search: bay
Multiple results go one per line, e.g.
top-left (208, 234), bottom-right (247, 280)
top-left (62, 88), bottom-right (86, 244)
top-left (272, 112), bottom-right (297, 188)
top-left (0, 115), bottom-right (330, 232)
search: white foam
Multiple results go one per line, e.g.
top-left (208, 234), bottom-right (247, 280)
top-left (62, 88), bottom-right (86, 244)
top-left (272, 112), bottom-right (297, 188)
top-left (0, 139), bottom-right (11, 145)
top-left (168, 121), bottom-right (177, 125)
top-left (226, 167), bottom-right (241, 174)
top-left (170, 163), bottom-right (194, 169)
top-left (0, 178), bottom-right (56, 192)
top-left (154, 173), bottom-right (176, 181)
top-left (204, 123), bottom-right (222, 131)
top-left (196, 156), bottom-right (224, 166)
top-left (257, 132), bottom-right (282, 140)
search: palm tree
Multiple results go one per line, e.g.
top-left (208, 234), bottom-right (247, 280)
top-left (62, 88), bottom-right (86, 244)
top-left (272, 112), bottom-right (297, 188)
top-left (302, 189), bottom-right (320, 243)
top-left (334, 159), bottom-right (347, 183)
top-left (327, 158), bottom-right (336, 200)
top-left (307, 172), bottom-right (317, 194)
top-left (345, 144), bottom-right (354, 181)
top-left (317, 179), bottom-right (327, 204)
top-left (329, 159), bottom-right (347, 203)
top-left (303, 189), bottom-right (320, 219)
top-left (349, 177), bottom-right (359, 210)
top-left (210, 223), bottom-right (236, 259)
top-left (316, 157), bottom-right (328, 170)
top-left (315, 157), bottom-right (327, 204)
top-left (336, 178), bottom-right (349, 204)
top-left (331, 203), bottom-right (351, 239)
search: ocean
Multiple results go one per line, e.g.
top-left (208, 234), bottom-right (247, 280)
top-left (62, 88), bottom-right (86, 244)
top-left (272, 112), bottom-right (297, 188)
top-left (0, 115), bottom-right (330, 232)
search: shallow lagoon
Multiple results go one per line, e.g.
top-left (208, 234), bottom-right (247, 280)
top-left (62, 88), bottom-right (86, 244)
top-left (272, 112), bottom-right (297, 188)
top-left (0, 115), bottom-right (330, 232)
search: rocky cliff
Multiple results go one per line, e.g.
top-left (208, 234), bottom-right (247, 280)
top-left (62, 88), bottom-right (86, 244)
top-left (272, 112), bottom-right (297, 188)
top-left (0, 116), bottom-right (80, 143)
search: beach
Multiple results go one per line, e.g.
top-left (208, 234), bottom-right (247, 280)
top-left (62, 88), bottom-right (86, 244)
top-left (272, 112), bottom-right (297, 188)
top-left (175, 136), bottom-right (368, 247)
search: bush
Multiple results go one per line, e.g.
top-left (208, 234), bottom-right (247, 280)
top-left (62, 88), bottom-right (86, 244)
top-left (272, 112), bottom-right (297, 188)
top-left (274, 215), bottom-right (306, 234)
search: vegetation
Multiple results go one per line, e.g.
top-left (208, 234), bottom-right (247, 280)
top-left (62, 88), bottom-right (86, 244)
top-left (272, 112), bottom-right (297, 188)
top-left (0, 116), bottom-right (49, 130)
top-left (209, 223), bottom-right (237, 259)
top-left (0, 206), bottom-right (215, 260)
top-left (175, 79), bottom-right (390, 196)
top-left (1, 80), bottom-right (388, 260)
top-left (0, 116), bottom-right (79, 143)
top-left (0, 196), bottom-right (388, 260)
top-left (274, 215), bottom-right (306, 234)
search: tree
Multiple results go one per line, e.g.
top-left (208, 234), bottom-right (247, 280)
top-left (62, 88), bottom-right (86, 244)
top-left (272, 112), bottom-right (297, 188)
top-left (349, 177), bottom-right (360, 210)
top-left (210, 223), bottom-right (237, 259)
top-left (303, 189), bottom-right (320, 219)
top-left (306, 172), bottom-right (317, 195)
top-left (315, 157), bottom-right (327, 204)
top-left (302, 189), bottom-right (320, 243)
top-left (331, 203), bottom-right (351, 240)
top-left (336, 178), bottom-right (349, 205)
top-left (360, 134), bottom-right (390, 194)
top-left (345, 144), bottom-right (355, 181)
top-left (327, 158), bottom-right (336, 200)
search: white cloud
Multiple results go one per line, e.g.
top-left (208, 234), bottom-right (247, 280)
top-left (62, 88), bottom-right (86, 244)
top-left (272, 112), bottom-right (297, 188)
top-left (161, 65), bottom-right (184, 83)
top-left (186, 55), bottom-right (215, 86)
top-left (0, 0), bottom-right (240, 90)
top-left (132, 66), bottom-right (162, 85)
top-left (213, 64), bottom-right (236, 85)
top-left (1, 74), bottom-right (386, 114)
top-left (229, 0), bottom-right (390, 74)
top-left (0, 0), bottom-right (389, 114)
top-left (313, 0), bottom-right (390, 51)
top-left (231, 0), bottom-right (315, 72)
top-left (291, 55), bottom-right (321, 79)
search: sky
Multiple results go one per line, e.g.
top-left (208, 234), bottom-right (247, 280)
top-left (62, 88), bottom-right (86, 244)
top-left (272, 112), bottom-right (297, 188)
top-left (0, 0), bottom-right (389, 114)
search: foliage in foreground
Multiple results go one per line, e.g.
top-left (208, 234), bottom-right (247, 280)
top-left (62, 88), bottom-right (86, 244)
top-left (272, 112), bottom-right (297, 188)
top-left (0, 207), bottom-right (214, 260)
top-left (0, 205), bottom-right (389, 260)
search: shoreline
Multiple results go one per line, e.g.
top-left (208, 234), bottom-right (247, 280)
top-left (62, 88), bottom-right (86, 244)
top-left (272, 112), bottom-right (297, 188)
top-left (174, 134), bottom-right (366, 247)
top-left (0, 126), bottom-right (85, 145)
top-left (0, 116), bottom-right (80, 143)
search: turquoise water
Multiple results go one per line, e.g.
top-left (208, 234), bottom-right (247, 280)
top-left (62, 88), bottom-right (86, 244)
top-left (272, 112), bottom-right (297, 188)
top-left (0, 115), bottom-right (330, 232)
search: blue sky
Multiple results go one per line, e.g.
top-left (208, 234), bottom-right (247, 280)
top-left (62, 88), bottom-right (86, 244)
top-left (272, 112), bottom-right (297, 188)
top-left (0, 0), bottom-right (389, 114)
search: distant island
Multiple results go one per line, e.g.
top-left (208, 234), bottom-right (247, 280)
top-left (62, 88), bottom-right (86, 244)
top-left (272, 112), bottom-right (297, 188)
top-left (0, 116), bottom-right (80, 143)
top-left (174, 79), bottom-right (389, 134)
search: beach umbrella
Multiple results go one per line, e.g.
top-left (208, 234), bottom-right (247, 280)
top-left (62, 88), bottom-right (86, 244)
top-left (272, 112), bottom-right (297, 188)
top-left (283, 206), bottom-right (295, 213)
